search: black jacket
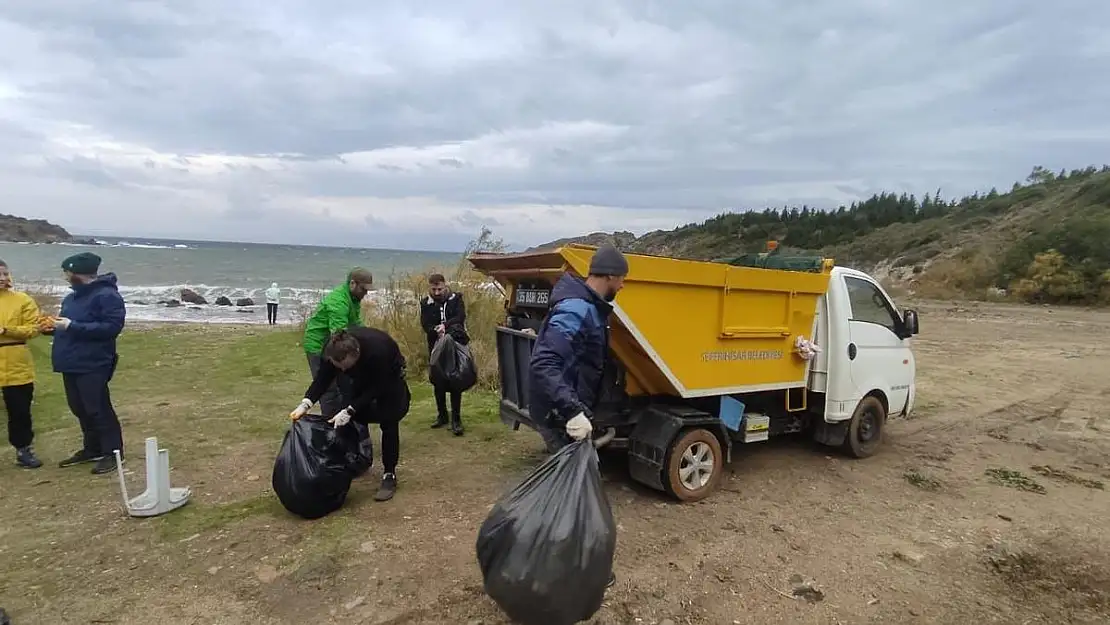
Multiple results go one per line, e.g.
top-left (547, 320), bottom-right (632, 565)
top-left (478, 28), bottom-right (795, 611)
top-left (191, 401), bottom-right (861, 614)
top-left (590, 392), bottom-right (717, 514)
top-left (305, 326), bottom-right (410, 424)
top-left (420, 291), bottom-right (468, 352)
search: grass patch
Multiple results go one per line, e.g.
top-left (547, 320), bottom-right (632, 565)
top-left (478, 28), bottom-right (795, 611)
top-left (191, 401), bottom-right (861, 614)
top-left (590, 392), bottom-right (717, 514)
top-left (985, 468), bottom-right (1046, 494)
top-left (157, 493), bottom-right (280, 540)
top-left (1031, 465), bottom-right (1105, 490)
top-left (903, 470), bottom-right (943, 491)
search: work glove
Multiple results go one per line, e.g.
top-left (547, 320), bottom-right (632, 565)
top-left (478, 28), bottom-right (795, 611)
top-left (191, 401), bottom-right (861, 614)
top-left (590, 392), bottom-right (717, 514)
top-left (328, 408), bottom-right (353, 429)
top-left (53, 317), bottom-right (72, 331)
top-left (290, 398), bottom-right (312, 420)
top-left (565, 412), bottom-right (593, 441)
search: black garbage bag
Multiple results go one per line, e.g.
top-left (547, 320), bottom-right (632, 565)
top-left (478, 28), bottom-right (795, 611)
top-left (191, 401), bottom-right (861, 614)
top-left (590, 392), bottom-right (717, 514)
top-left (475, 440), bottom-right (617, 625)
top-left (271, 415), bottom-right (372, 519)
top-left (429, 333), bottom-right (478, 393)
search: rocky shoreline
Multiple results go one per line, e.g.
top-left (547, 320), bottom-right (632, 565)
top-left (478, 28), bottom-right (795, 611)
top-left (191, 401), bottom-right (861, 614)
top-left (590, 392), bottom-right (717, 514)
top-left (131, 288), bottom-right (258, 310)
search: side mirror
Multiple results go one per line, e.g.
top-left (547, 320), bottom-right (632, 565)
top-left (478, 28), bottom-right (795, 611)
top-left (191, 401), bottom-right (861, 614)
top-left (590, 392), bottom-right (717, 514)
top-left (902, 309), bottom-right (919, 336)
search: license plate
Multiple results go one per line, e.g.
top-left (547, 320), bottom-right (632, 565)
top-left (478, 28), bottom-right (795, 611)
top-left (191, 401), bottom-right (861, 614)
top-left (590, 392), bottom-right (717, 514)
top-left (514, 288), bottom-right (551, 308)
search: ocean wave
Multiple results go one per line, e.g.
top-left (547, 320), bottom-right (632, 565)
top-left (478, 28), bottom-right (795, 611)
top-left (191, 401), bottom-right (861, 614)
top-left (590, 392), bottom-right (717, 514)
top-left (27, 280), bottom-right (502, 324)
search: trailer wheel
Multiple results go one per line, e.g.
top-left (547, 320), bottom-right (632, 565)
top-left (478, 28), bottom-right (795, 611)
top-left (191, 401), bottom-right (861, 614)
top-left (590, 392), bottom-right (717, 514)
top-left (843, 395), bottom-right (886, 458)
top-left (663, 428), bottom-right (723, 502)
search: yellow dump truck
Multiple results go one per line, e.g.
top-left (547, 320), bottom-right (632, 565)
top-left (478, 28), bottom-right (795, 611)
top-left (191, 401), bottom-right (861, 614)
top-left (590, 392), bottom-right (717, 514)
top-left (468, 244), bottom-right (920, 502)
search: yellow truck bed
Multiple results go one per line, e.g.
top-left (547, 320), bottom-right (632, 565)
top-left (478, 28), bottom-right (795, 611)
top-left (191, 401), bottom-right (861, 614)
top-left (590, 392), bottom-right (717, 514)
top-left (468, 244), bottom-right (833, 399)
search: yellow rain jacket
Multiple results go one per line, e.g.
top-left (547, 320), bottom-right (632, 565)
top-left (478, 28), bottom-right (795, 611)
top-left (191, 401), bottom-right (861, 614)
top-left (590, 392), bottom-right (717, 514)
top-left (0, 288), bottom-right (42, 387)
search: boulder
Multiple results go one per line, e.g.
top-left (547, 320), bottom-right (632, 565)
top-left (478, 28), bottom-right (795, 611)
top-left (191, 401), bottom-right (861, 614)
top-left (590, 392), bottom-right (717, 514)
top-left (236, 297), bottom-right (255, 307)
top-left (165, 299), bottom-right (182, 308)
top-left (214, 296), bottom-right (233, 306)
top-left (181, 289), bottom-right (207, 305)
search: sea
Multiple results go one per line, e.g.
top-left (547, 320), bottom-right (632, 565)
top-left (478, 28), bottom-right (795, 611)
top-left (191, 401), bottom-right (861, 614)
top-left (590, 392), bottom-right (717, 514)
top-left (0, 237), bottom-right (463, 325)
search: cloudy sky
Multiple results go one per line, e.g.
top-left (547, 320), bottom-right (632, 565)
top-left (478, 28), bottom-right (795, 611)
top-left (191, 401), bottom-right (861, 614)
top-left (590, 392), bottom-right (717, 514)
top-left (1, 1), bottom-right (1107, 251)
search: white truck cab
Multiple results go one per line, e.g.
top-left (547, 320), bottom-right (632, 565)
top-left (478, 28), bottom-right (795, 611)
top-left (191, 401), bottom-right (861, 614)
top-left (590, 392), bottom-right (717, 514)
top-left (808, 267), bottom-right (919, 457)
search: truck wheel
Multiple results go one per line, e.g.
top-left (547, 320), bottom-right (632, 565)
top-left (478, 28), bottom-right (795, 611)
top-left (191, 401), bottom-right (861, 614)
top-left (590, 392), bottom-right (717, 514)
top-left (843, 396), bottom-right (886, 458)
top-left (664, 428), bottom-right (723, 502)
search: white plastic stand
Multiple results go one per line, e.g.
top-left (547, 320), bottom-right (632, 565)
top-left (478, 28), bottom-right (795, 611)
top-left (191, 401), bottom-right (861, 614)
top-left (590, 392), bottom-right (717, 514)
top-left (114, 437), bottom-right (191, 518)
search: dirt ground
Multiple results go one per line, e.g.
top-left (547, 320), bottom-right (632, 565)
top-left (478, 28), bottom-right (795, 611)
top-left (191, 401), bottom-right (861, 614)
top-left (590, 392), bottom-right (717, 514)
top-left (3, 301), bottom-right (1110, 624)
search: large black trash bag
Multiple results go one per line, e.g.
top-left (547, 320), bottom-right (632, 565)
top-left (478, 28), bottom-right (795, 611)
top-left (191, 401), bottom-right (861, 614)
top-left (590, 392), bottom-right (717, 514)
top-left (429, 333), bottom-right (478, 393)
top-left (271, 415), bottom-right (372, 519)
top-left (476, 440), bottom-right (617, 625)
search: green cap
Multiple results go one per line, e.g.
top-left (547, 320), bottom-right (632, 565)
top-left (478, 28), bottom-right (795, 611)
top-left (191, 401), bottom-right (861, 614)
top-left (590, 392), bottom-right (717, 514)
top-left (62, 252), bottom-right (102, 275)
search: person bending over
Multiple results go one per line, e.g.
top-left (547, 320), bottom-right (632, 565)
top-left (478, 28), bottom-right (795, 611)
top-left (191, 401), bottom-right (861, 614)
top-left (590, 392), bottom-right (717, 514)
top-left (290, 327), bottom-right (410, 502)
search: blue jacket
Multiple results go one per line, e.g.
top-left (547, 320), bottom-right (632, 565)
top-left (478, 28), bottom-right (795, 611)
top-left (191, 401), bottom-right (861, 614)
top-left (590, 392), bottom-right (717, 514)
top-left (528, 274), bottom-right (612, 426)
top-left (52, 273), bottom-right (126, 374)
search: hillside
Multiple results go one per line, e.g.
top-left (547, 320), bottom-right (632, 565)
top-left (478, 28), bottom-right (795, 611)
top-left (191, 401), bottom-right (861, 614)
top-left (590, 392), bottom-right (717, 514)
top-left (534, 165), bottom-right (1110, 305)
top-left (0, 214), bottom-right (73, 243)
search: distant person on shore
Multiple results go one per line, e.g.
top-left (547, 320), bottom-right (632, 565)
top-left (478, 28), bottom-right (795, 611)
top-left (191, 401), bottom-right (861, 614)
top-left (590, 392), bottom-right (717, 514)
top-left (301, 268), bottom-right (373, 418)
top-left (0, 259), bottom-right (44, 469)
top-left (46, 252), bottom-right (127, 475)
top-left (265, 282), bottom-right (280, 325)
top-left (290, 327), bottom-right (410, 502)
top-left (420, 273), bottom-right (468, 436)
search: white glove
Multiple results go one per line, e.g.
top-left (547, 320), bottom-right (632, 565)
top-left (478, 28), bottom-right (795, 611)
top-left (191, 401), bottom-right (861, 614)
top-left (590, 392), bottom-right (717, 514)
top-left (328, 408), bottom-right (352, 428)
top-left (565, 412), bottom-right (593, 441)
top-left (290, 398), bottom-right (312, 420)
top-left (54, 317), bottom-right (72, 331)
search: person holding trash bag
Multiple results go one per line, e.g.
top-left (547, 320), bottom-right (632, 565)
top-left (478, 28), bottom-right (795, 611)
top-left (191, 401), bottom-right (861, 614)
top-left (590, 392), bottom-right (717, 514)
top-left (529, 243), bottom-right (628, 452)
top-left (476, 439), bottom-right (617, 625)
top-left (527, 243), bottom-right (627, 590)
top-left (420, 273), bottom-right (469, 435)
top-left (291, 327), bottom-right (410, 502)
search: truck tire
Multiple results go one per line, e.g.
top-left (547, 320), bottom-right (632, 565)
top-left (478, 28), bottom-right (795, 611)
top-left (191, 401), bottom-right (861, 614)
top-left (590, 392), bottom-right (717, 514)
top-left (663, 428), bottom-right (723, 502)
top-left (843, 395), bottom-right (886, 458)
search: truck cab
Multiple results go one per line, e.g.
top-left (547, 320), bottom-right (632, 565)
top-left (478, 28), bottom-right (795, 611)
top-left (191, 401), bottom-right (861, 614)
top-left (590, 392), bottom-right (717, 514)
top-left (470, 245), bottom-right (919, 503)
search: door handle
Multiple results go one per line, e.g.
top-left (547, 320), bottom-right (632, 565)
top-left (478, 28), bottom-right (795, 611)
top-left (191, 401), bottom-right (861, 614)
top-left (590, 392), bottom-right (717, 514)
top-left (848, 343), bottom-right (857, 360)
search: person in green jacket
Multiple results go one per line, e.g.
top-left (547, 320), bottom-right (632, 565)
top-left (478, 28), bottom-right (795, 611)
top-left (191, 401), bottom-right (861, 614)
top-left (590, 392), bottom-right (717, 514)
top-left (303, 267), bottom-right (374, 417)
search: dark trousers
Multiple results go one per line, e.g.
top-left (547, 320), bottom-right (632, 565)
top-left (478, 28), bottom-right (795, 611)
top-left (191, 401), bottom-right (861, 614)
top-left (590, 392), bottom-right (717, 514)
top-left (434, 384), bottom-right (461, 420)
top-left (2, 383), bottom-right (34, 450)
top-left (266, 303), bottom-right (278, 325)
top-left (63, 371), bottom-right (124, 457)
top-left (348, 385), bottom-right (410, 476)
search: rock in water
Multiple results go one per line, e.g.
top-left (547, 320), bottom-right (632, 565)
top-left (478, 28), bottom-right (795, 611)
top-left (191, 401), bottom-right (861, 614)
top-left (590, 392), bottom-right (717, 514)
top-left (215, 296), bottom-right (233, 306)
top-left (180, 288), bottom-right (207, 305)
top-left (165, 299), bottom-right (182, 308)
top-left (236, 297), bottom-right (255, 306)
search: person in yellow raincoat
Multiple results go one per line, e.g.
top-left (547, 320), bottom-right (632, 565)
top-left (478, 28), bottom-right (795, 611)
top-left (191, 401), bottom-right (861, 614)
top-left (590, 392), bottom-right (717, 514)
top-left (0, 259), bottom-right (44, 468)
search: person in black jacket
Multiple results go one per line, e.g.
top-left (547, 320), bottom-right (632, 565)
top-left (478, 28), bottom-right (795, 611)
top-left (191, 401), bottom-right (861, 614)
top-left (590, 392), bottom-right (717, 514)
top-left (419, 273), bottom-right (468, 436)
top-left (290, 327), bottom-right (411, 502)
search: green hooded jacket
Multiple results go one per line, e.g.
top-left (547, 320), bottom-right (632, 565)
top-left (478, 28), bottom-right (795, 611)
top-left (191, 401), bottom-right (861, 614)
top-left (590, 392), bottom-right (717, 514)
top-left (303, 284), bottom-right (362, 355)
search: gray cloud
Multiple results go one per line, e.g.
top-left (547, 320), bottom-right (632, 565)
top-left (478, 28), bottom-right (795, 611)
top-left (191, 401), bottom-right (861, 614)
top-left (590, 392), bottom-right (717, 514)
top-left (1, 0), bottom-right (1108, 250)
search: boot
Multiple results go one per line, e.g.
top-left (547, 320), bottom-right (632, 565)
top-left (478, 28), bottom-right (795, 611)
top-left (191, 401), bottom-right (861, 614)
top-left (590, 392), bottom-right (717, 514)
top-left (450, 411), bottom-right (464, 437)
top-left (431, 413), bottom-right (449, 429)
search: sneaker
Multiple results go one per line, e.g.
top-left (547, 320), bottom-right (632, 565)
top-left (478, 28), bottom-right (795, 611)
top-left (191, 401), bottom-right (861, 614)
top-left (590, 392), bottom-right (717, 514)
top-left (606, 572), bottom-right (617, 589)
top-left (450, 418), bottom-right (465, 437)
top-left (91, 455), bottom-right (120, 475)
top-left (58, 449), bottom-right (103, 468)
top-left (373, 472), bottom-right (397, 501)
top-left (430, 415), bottom-right (449, 429)
top-left (16, 446), bottom-right (42, 469)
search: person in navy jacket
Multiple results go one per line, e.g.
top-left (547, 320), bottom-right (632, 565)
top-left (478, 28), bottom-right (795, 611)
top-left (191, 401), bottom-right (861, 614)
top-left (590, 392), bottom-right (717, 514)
top-left (48, 252), bottom-right (127, 475)
top-left (528, 244), bottom-right (628, 451)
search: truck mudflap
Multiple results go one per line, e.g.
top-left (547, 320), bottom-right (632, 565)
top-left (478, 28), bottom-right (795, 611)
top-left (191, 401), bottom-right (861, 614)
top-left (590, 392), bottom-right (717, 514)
top-left (494, 326), bottom-right (538, 430)
top-left (627, 405), bottom-right (732, 492)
